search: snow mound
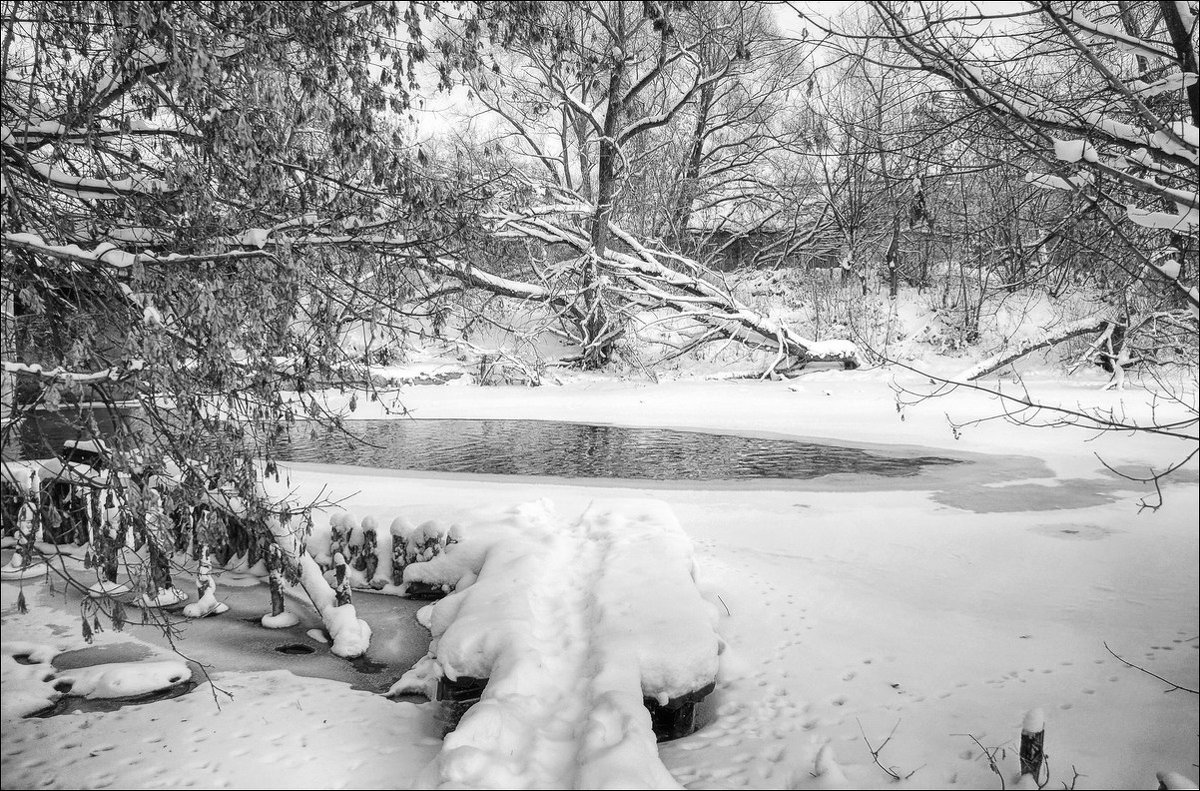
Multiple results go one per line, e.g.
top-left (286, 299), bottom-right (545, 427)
top-left (583, 506), bottom-right (720, 703)
top-left (1, 641), bottom-right (62, 718)
top-left (326, 603), bottom-right (372, 658)
top-left (408, 499), bottom-right (717, 789)
top-left (135, 587), bottom-right (188, 609)
top-left (261, 611), bottom-right (300, 629)
top-left (182, 592), bottom-right (229, 619)
top-left (53, 660), bottom-right (191, 699)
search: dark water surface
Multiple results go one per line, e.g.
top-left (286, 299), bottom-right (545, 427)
top-left (5, 410), bottom-right (962, 481)
top-left (275, 419), bottom-right (961, 481)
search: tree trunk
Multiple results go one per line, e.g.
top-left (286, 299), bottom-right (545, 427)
top-left (672, 80), bottom-right (715, 235)
top-left (886, 215), bottom-right (900, 298)
top-left (267, 546), bottom-right (286, 617)
top-left (1159, 0), bottom-right (1199, 125)
top-left (582, 2), bottom-right (628, 369)
top-left (1117, 1), bottom-right (1150, 73)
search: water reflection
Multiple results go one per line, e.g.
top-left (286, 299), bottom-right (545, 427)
top-left (277, 419), bottom-right (960, 481)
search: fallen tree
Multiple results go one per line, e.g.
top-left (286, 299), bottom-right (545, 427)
top-left (398, 203), bottom-right (864, 375)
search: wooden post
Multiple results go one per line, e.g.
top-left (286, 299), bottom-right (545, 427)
top-left (1020, 708), bottom-right (1045, 781)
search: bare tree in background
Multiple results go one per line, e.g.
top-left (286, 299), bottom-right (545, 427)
top-left (798, 0), bottom-right (1199, 452)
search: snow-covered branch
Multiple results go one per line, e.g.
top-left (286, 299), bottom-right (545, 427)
top-left (958, 315), bottom-right (1112, 381)
top-left (2, 359), bottom-right (146, 384)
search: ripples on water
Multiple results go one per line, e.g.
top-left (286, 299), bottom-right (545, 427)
top-left (277, 419), bottom-right (960, 481)
top-left (5, 412), bottom-right (960, 481)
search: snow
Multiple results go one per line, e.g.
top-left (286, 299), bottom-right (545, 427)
top-left (1022, 707), bottom-right (1046, 734)
top-left (1158, 771), bottom-right (1200, 790)
top-left (106, 226), bottom-right (166, 244)
top-left (2, 628), bottom-right (190, 720)
top-left (134, 587), bottom-right (188, 609)
top-left (407, 500), bottom-right (716, 698)
top-left (30, 162), bottom-right (169, 200)
top-left (1025, 170), bottom-right (1093, 191)
top-left (292, 551), bottom-right (372, 658)
top-left (52, 660), bottom-right (191, 699)
top-left (323, 601), bottom-right (373, 657)
top-left (87, 579), bottom-right (133, 597)
top-left (1153, 258), bottom-right (1183, 281)
top-left (0, 560), bottom-right (47, 580)
top-left (409, 499), bottom-right (712, 787)
top-left (142, 303), bottom-right (164, 328)
top-left (2, 231), bottom-right (138, 268)
top-left (2, 588), bottom-right (439, 789)
top-left (1130, 72), bottom-right (1199, 97)
top-left (181, 590), bottom-right (229, 618)
top-left (2, 375), bottom-right (1197, 789)
top-left (239, 228), bottom-right (271, 248)
top-left (1128, 204), bottom-right (1200, 231)
top-left (813, 745), bottom-right (848, 785)
top-left (260, 610), bottom-right (300, 628)
top-left (1052, 137), bottom-right (1098, 163)
top-left (1068, 11), bottom-right (1175, 59)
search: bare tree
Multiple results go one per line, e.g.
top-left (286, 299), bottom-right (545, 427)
top-left (827, 0), bottom-right (1200, 459)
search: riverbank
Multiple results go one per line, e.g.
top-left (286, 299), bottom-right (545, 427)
top-left (2, 376), bottom-right (1197, 789)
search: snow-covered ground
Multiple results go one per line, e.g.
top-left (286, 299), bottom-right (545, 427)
top-left (2, 373), bottom-right (1197, 789)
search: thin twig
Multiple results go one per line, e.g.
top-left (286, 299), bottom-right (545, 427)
top-left (1104, 641), bottom-right (1199, 694)
top-left (858, 718), bottom-right (919, 781)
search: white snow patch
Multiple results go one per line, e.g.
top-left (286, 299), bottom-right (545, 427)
top-left (52, 660), bottom-right (191, 699)
top-left (261, 611), bottom-right (300, 629)
top-left (1052, 137), bottom-right (1098, 163)
top-left (410, 500), bottom-right (717, 789)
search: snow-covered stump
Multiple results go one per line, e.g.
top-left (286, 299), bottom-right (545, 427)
top-left (1019, 708), bottom-right (1046, 782)
top-left (69, 486), bottom-right (90, 546)
top-left (354, 516), bottom-right (380, 587)
top-left (95, 517), bottom-right (121, 585)
top-left (22, 470), bottom-right (46, 546)
top-left (410, 521), bottom-right (447, 563)
top-left (404, 521), bottom-right (449, 599)
top-left (410, 525), bottom-right (451, 600)
top-left (182, 543), bottom-right (229, 618)
top-left (267, 544), bottom-right (286, 616)
top-left (344, 515), bottom-right (362, 568)
top-left (135, 491), bottom-right (187, 609)
top-left (2, 496), bottom-right (44, 578)
top-left (389, 517), bottom-right (413, 586)
top-left (332, 552), bottom-right (353, 607)
top-left (85, 489), bottom-right (99, 548)
top-left (328, 513), bottom-right (348, 571)
top-left (261, 544), bottom-right (299, 628)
